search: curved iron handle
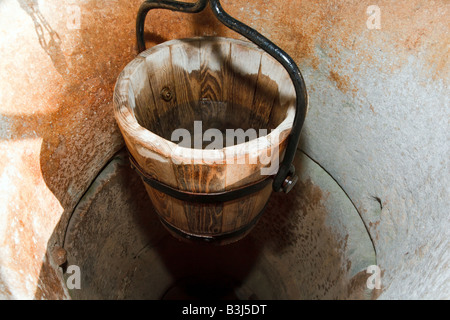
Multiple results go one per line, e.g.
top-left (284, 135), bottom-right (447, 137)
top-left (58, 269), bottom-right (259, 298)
top-left (137, 0), bottom-right (209, 52)
top-left (208, 0), bottom-right (308, 193)
top-left (136, 0), bottom-right (308, 193)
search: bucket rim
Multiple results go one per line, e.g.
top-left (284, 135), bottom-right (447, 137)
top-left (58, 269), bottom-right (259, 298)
top-left (113, 36), bottom-right (295, 165)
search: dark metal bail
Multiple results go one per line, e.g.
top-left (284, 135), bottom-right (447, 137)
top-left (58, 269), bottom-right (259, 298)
top-left (135, 0), bottom-right (308, 193)
top-left (136, 0), bottom-right (209, 52)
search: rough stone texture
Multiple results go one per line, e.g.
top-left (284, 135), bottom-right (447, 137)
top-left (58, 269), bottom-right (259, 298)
top-left (62, 150), bottom-right (375, 299)
top-left (0, 0), bottom-right (448, 299)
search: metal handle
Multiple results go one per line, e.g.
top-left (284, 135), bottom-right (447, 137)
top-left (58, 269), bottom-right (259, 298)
top-left (136, 0), bottom-right (308, 193)
top-left (137, 0), bottom-right (209, 52)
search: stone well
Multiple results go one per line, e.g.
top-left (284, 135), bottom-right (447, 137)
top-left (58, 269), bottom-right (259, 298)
top-left (0, 0), bottom-right (448, 299)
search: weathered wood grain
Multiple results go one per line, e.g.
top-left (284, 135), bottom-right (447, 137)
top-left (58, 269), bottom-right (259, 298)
top-left (229, 43), bottom-right (262, 127)
top-left (170, 40), bottom-right (202, 126)
top-left (145, 46), bottom-right (180, 136)
top-left (113, 37), bottom-right (296, 244)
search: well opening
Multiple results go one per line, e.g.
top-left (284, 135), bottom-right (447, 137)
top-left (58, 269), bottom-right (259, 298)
top-left (1, 0), bottom-right (448, 302)
top-left (62, 150), bottom-right (376, 300)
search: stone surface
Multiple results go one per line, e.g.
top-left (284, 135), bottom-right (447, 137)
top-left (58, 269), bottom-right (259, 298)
top-left (62, 150), bottom-right (375, 299)
top-left (0, 0), bottom-right (448, 299)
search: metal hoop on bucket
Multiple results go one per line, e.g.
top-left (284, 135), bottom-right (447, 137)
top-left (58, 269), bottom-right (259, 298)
top-left (135, 0), bottom-right (308, 194)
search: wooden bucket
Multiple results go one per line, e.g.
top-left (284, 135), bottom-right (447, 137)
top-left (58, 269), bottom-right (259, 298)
top-left (114, 37), bottom-right (295, 245)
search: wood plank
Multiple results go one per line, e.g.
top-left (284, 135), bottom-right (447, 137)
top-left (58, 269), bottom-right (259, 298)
top-left (172, 152), bottom-right (226, 234)
top-left (184, 203), bottom-right (224, 235)
top-left (127, 58), bottom-right (161, 133)
top-left (199, 39), bottom-right (232, 123)
top-left (144, 46), bottom-right (179, 138)
top-left (250, 53), bottom-right (281, 129)
top-left (170, 40), bottom-right (202, 126)
top-left (267, 63), bottom-right (296, 130)
top-left (221, 196), bottom-right (255, 233)
top-left (175, 160), bottom-right (224, 193)
top-left (145, 185), bottom-right (188, 230)
top-left (229, 43), bottom-right (262, 127)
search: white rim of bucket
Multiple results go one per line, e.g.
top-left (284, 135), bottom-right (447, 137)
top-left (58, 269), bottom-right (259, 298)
top-left (114, 37), bottom-right (295, 166)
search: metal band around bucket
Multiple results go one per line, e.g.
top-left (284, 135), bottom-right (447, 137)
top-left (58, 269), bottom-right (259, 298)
top-left (159, 201), bottom-right (269, 244)
top-left (128, 152), bottom-right (274, 204)
top-left (135, 0), bottom-right (308, 194)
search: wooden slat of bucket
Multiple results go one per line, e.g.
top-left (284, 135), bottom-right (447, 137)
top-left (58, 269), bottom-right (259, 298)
top-left (229, 43), bottom-right (262, 128)
top-left (222, 136), bottom-right (273, 233)
top-left (221, 183), bottom-right (273, 234)
top-left (252, 183), bottom-right (274, 214)
top-left (223, 133), bottom-right (273, 188)
top-left (221, 73), bottom-right (274, 235)
top-left (267, 64), bottom-right (296, 134)
top-left (113, 76), bottom-right (134, 114)
top-left (170, 40), bottom-right (201, 125)
top-left (173, 159), bottom-right (225, 193)
top-left (169, 39), bottom-right (231, 194)
top-left (223, 194), bottom-right (257, 233)
top-left (172, 153), bottom-right (226, 234)
top-left (221, 44), bottom-right (289, 191)
top-left (127, 58), bottom-right (162, 134)
top-left (199, 39), bottom-right (232, 122)
top-left (163, 39), bottom-right (234, 235)
top-left (113, 62), bottom-right (179, 190)
top-left (250, 54), bottom-right (281, 129)
top-left (144, 185), bottom-right (189, 231)
top-left (184, 203), bottom-right (223, 235)
top-left (145, 46), bottom-right (180, 136)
